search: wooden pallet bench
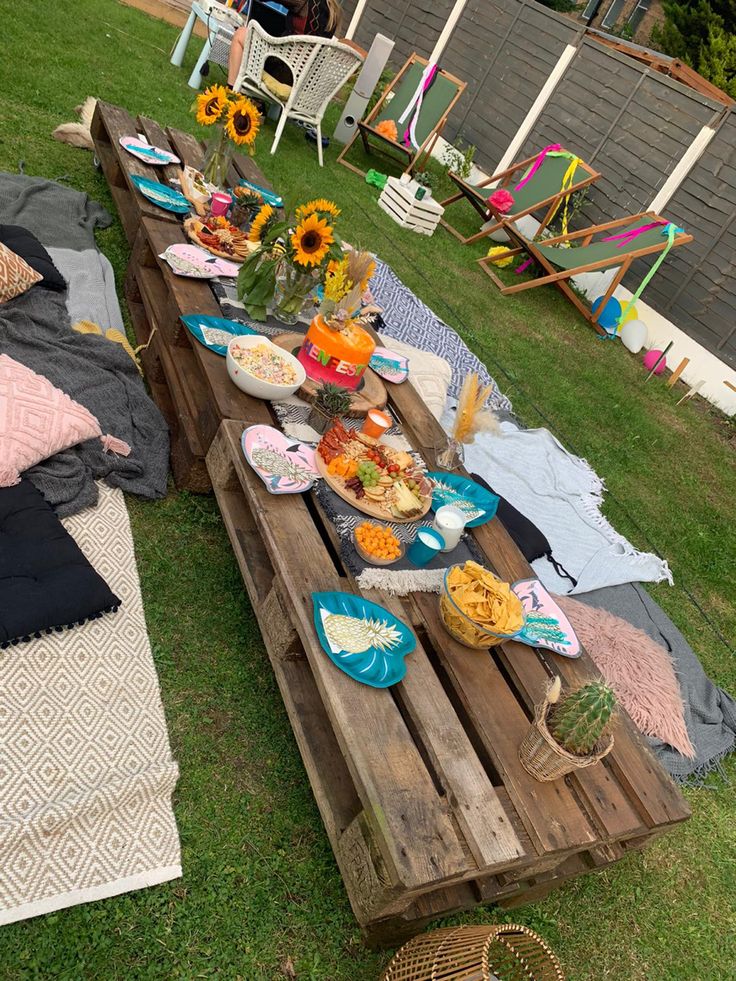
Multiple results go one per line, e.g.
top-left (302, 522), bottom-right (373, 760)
top-left (91, 100), bottom-right (275, 490)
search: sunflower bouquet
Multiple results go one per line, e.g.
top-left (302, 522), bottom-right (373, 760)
top-left (237, 199), bottom-right (343, 322)
top-left (192, 84), bottom-right (261, 188)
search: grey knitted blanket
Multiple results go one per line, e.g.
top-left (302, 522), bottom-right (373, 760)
top-left (0, 173), bottom-right (111, 250)
top-left (0, 286), bottom-right (169, 515)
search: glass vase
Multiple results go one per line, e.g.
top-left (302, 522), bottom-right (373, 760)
top-left (435, 436), bottom-right (465, 471)
top-left (272, 263), bottom-right (314, 326)
top-left (202, 126), bottom-right (234, 190)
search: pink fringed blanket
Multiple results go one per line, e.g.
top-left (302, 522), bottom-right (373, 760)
top-left (558, 596), bottom-right (695, 758)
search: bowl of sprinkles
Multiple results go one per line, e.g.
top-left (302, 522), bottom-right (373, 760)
top-left (227, 335), bottom-right (306, 400)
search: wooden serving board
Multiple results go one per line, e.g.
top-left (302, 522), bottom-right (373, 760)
top-left (315, 450), bottom-right (431, 524)
top-left (272, 332), bottom-right (387, 418)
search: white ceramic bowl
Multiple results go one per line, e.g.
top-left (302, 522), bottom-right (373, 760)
top-left (226, 335), bottom-right (306, 401)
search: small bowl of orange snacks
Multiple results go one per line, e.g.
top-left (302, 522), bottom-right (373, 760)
top-left (353, 521), bottom-right (405, 566)
top-left (439, 561), bottom-right (525, 649)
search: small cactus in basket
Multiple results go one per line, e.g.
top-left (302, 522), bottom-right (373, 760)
top-left (519, 677), bottom-right (617, 782)
top-left (548, 681), bottom-right (616, 757)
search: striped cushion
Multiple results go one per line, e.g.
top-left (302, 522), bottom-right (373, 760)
top-left (0, 241), bottom-right (42, 303)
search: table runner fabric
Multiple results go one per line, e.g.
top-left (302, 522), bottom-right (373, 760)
top-left (575, 582), bottom-right (736, 783)
top-left (459, 418), bottom-right (673, 594)
top-left (0, 483), bottom-right (181, 925)
top-left (314, 480), bottom-right (484, 594)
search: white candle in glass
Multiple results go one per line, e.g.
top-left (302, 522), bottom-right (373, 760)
top-left (432, 505), bottom-right (466, 552)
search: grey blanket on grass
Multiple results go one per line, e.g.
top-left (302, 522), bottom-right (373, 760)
top-left (0, 173), bottom-right (112, 250)
top-left (47, 246), bottom-right (125, 332)
top-left (577, 583), bottom-right (736, 783)
top-left (0, 286), bottom-right (169, 516)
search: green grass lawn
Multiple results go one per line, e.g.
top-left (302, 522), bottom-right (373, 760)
top-left (1, 1), bottom-right (735, 978)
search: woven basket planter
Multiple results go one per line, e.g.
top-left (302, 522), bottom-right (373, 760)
top-left (519, 698), bottom-right (614, 782)
top-left (381, 923), bottom-right (565, 981)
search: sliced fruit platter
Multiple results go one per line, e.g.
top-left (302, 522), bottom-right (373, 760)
top-left (315, 421), bottom-right (433, 522)
top-left (183, 215), bottom-right (252, 261)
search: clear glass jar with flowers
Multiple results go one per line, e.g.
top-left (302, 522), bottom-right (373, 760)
top-left (192, 84), bottom-right (261, 188)
top-left (236, 199), bottom-right (343, 324)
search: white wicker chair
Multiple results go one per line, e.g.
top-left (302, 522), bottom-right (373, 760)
top-left (233, 21), bottom-right (363, 166)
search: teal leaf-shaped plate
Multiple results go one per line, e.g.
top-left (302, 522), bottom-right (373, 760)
top-left (180, 314), bottom-right (258, 355)
top-left (312, 591), bottom-right (415, 688)
top-left (426, 472), bottom-right (499, 528)
top-left (131, 174), bottom-right (190, 213)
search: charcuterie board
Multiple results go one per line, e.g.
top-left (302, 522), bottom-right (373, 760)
top-left (315, 421), bottom-right (432, 523)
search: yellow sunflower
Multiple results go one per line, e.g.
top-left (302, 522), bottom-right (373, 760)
top-left (248, 203), bottom-right (275, 244)
top-left (195, 84), bottom-right (228, 126)
top-left (296, 198), bottom-right (341, 220)
top-left (225, 97), bottom-right (261, 149)
top-left (291, 213), bottom-right (334, 268)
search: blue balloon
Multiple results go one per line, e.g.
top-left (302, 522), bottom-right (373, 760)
top-left (592, 296), bottom-right (622, 331)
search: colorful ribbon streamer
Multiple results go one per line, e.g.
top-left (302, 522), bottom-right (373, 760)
top-left (544, 156), bottom-right (580, 237)
top-left (398, 63), bottom-right (438, 151)
top-left (514, 144), bottom-right (562, 191)
top-left (616, 223), bottom-right (680, 326)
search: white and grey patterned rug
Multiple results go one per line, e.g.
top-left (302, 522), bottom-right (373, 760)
top-left (0, 483), bottom-right (181, 925)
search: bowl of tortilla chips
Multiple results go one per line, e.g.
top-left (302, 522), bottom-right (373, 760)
top-left (439, 561), bottom-right (525, 649)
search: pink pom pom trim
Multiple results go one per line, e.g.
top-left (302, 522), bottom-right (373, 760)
top-left (488, 188), bottom-right (515, 214)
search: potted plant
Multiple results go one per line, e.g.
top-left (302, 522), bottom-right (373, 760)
top-left (414, 170), bottom-right (437, 200)
top-left (307, 382), bottom-right (352, 434)
top-left (519, 678), bottom-right (616, 782)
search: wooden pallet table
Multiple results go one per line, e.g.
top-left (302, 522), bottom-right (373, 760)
top-left (205, 372), bottom-right (690, 945)
top-left (95, 102), bottom-right (689, 944)
top-left (91, 100), bottom-right (277, 490)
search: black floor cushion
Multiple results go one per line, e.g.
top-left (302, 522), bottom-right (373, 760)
top-left (0, 479), bottom-right (120, 648)
top-left (0, 224), bottom-right (66, 291)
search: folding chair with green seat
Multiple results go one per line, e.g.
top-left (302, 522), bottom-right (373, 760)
top-left (337, 53), bottom-right (466, 177)
top-left (441, 146), bottom-right (601, 246)
top-left (476, 212), bottom-right (693, 335)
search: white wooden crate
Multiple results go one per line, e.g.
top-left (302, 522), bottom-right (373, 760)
top-left (378, 176), bottom-right (445, 236)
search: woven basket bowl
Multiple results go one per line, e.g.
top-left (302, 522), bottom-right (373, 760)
top-left (519, 703), bottom-right (614, 782)
top-left (381, 923), bottom-right (565, 981)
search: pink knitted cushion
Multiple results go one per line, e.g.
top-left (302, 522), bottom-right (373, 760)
top-left (558, 596), bottom-right (695, 758)
top-left (0, 354), bottom-right (130, 487)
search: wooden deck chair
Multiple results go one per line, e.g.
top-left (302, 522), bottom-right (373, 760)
top-left (441, 147), bottom-right (601, 246)
top-left (477, 212), bottom-right (693, 335)
top-left (337, 53), bottom-right (466, 177)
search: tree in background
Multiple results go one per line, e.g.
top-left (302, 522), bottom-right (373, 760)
top-left (651, 0), bottom-right (736, 97)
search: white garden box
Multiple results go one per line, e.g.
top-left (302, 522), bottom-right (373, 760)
top-left (378, 176), bottom-right (445, 236)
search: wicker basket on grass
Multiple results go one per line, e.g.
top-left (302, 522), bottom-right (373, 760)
top-left (519, 681), bottom-right (615, 783)
top-left (381, 923), bottom-right (565, 981)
